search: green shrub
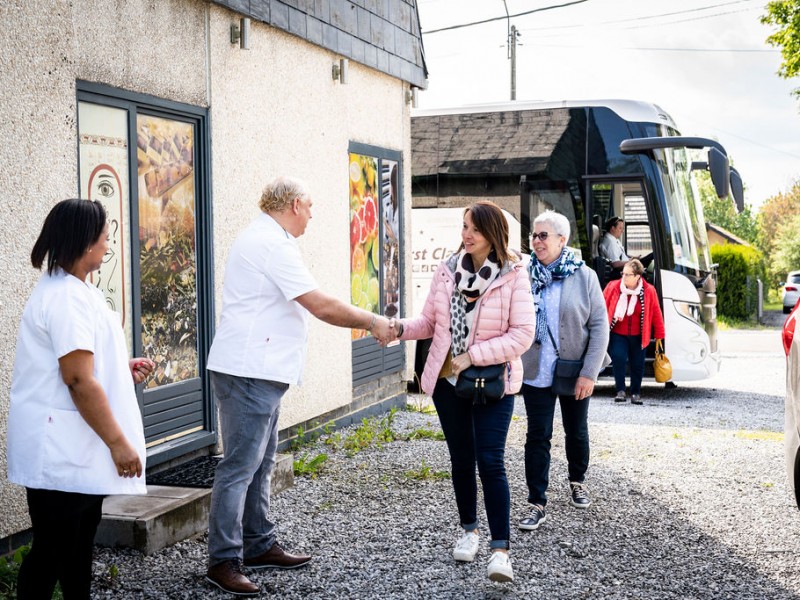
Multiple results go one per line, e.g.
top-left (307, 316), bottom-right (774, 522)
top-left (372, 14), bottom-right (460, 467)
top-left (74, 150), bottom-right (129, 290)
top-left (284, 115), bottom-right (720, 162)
top-left (711, 243), bottom-right (766, 320)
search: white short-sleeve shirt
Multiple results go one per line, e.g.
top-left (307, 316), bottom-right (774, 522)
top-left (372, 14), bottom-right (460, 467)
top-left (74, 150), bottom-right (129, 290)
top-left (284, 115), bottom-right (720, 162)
top-left (599, 233), bottom-right (629, 263)
top-left (7, 270), bottom-right (147, 495)
top-left (206, 213), bottom-right (318, 384)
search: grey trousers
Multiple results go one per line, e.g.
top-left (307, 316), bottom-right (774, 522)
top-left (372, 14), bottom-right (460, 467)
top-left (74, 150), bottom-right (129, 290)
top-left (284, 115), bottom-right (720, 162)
top-left (208, 371), bottom-right (289, 566)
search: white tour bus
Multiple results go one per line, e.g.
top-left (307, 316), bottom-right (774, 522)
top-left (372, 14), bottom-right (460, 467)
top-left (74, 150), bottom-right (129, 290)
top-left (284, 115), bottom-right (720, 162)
top-left (410, 99), bottom-right (744, 383)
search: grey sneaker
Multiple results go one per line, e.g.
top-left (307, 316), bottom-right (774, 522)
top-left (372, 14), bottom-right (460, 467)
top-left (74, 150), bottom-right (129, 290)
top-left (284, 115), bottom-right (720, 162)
top-left (570, 482), bottom-right (591, 508)
top-left (614, 391), bottom-right (627, 402)
top-left (631, 394), bottom-right (643, 405)
top-left (519, 505), bottom-right (547, 530)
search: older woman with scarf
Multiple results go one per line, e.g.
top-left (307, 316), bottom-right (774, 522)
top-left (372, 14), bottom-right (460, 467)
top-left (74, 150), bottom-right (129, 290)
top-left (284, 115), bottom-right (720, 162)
top-left (602, 258), bottom-right (665, 405)
top-left (518, 211), bottom-right (609, 532)
top-left (391, 200), bottom-right (534, 583)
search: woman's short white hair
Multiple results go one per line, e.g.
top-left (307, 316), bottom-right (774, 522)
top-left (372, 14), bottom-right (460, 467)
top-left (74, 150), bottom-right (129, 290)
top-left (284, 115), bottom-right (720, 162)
top-left (533, 210), bottom-right (570, 243)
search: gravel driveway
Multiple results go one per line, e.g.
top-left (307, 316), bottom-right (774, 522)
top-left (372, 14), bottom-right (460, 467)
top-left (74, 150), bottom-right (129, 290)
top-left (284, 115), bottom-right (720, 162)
top-left (92, 324), bottom-right (800, 599)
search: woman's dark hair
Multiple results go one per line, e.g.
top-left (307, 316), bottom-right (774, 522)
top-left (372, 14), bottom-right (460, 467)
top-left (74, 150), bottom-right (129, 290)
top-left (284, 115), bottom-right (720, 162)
top-left (31, 199), bottom-right (107, 274)
top-left (461, 200), bottom-right (515, 264)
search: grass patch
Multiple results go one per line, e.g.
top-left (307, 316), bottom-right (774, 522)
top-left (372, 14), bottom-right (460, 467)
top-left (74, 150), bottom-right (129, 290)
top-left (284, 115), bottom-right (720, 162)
top-left (734, 430), bottom-right (783, 442)
top-left (406, 427), bottom-right (446, 441)
top-left (293, 452), bottom-right (328, 478)
top-left (404, 459), bottom-right (451, 481)
top-left (406, 396), bottom-right (437, 415)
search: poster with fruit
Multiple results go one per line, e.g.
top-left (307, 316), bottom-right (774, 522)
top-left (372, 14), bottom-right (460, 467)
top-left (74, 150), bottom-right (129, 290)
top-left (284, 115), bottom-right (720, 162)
top-left (381, 160), bottom-right (400, 319)
top-left (349, 153), bottom-right (381, 340)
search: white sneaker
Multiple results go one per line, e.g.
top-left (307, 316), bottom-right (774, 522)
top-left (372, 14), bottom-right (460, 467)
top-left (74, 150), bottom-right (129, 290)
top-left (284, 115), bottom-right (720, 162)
top-left (487, 551), bottom-right (513, 582)
top-left (452, 530), bottom-right (480, 562)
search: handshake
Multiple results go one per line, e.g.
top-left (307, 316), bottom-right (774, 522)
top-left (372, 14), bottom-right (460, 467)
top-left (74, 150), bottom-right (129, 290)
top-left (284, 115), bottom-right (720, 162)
top-left (370, 316), bottom-right (402, 347)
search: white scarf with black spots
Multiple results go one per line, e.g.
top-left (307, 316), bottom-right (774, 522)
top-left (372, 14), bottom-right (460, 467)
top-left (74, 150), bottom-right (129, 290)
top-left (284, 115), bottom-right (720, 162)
top-left (450, 249), bottom-right (502, 356)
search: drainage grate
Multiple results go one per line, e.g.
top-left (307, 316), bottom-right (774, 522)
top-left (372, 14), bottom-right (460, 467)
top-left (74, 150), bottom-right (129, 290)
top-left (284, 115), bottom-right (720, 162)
top-left (147, 456), bottom-right (221, 488)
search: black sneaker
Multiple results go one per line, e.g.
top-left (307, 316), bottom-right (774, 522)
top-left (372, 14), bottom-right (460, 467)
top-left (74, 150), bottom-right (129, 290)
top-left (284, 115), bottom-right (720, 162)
top-left (569, 482), bottom-right (591, 508)
top-left (519, 505), bottom-right (547, 530)
top-left (614, 391), bottom-right (627, 402)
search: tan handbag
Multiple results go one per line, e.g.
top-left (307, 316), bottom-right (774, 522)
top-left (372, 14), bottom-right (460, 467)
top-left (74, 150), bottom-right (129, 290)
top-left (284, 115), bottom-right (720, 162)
top-left (654, 339), bottom-right (672, 383)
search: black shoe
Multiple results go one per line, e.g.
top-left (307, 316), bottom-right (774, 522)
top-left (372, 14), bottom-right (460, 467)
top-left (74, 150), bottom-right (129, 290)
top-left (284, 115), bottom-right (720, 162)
top-left (631, 394), bottom-right (643, 405)
top-left (519, 505), bottom-right (546, 530)
top-left (614, 391), bottom-right (627, 403)
top-left (570, 482), bottom-right (591, 508)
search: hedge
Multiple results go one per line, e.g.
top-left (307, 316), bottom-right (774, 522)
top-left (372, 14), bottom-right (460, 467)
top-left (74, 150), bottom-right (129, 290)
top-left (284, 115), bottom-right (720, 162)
top-left (711, 244), bottom-right (766, 320)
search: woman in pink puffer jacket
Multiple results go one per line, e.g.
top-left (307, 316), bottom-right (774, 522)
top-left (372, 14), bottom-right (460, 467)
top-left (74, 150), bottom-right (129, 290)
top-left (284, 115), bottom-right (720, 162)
top-left (394, 201), bottom-right (534, 583)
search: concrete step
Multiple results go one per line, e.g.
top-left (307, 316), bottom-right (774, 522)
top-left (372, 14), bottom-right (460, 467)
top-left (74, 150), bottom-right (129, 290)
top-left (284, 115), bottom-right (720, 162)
top-left (96, 453), bottom-right (294, 555)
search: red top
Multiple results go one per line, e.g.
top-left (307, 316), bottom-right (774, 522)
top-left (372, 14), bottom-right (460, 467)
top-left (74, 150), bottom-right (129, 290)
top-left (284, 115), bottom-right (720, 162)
top-left (603, 279), bottom-right (666, 349)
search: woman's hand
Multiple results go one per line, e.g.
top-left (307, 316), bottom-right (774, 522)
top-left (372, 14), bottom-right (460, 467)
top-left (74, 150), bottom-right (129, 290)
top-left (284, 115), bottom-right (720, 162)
top-left (109, 437), bottom-right (143, 478)
top-left (574, 376), bottom-right (595, 401)
top-left (130, 358), bottom-right (155, 385)
top-left (451, 352), bottom-right (473, 377)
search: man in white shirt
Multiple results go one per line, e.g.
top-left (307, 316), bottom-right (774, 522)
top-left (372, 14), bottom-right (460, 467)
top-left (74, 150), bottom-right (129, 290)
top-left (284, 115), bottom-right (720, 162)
top-left (599, 216), bottom-right (653, 272)
top-left (599, 216), bottom-right (630, 269)
top-left (205, 176), bottom-right (394, 596)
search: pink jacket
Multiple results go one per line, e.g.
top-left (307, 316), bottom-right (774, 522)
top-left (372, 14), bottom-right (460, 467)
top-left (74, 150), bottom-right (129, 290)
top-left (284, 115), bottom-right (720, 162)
top-left (399, 257), bottom-right (535, 397)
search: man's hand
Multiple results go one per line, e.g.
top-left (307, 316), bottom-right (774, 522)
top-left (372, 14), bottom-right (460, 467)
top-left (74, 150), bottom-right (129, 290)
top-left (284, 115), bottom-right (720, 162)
top-left (371, 316), bottom-right (396, 346)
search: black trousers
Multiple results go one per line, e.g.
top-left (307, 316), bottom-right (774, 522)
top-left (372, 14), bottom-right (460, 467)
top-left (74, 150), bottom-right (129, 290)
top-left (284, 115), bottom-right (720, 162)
top-left (17, 488), bottom-right (105, 600)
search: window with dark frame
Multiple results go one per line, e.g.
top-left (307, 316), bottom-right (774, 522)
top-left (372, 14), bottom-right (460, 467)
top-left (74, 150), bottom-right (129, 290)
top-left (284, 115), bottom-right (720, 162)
top-left (348, 142), bottom-right (403, 385)
top-left (76, 81), bottom-right (216, 465)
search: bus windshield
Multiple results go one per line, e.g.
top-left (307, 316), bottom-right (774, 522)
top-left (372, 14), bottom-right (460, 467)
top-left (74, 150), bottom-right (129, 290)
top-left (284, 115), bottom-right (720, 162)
top-left (653, 142), bottom-right (712, 273)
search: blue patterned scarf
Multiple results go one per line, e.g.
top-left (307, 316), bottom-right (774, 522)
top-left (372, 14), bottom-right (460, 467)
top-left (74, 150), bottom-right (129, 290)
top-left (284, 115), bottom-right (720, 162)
top-left (528, 248), bottom-right (584, 345)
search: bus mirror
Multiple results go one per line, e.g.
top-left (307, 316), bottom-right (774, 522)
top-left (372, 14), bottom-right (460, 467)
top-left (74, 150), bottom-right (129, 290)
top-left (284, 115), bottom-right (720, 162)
top-left (708, 147), bottom-right (730, 200)
top-left (729, 167), bottom-right (744, 213)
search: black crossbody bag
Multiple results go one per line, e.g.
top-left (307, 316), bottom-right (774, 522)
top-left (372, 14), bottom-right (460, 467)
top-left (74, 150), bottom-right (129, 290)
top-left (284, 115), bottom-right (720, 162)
top-left (547, 325), bottom-right (585, 397)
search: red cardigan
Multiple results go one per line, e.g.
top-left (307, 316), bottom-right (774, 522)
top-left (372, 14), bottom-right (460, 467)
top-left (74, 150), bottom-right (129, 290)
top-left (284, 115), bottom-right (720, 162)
top-left (603, 279), bottom-right (666, 349)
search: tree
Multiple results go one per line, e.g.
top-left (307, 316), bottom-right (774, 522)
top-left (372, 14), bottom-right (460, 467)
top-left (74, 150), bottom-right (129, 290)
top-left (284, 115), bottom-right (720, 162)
top-left (695, 170), bottom-right (758, 244)
top-left (772, 212), bottom-right (800, 278)
top-left (762, 1), bottom-right (800, 97)
top-left (756, 181), bottom-right (800, 284)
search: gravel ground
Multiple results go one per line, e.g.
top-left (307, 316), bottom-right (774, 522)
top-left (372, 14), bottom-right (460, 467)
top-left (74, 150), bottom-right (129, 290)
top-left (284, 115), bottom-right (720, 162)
top-left (91, 323), bottom-right (800, 599)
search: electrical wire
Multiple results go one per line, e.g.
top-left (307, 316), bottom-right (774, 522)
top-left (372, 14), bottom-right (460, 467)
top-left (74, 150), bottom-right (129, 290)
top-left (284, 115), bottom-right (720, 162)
top-left (423, 0), bottom-right (590, 34)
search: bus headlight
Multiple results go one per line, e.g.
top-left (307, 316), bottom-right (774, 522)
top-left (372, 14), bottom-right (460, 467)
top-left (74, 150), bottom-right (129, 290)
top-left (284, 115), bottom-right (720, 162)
top-left (674, 300), bottom-right (703, 326)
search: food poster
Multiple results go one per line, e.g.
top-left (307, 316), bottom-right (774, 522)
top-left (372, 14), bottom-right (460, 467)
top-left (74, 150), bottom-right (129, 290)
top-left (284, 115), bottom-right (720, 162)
top-left (137, 114), bottom-right (199, 388)
top-left (349, 153), bottom-right (381, 340)
top-left (78, 102), bottom-right (133, 351)
top-left (381, 160), bottom-right (400, 319)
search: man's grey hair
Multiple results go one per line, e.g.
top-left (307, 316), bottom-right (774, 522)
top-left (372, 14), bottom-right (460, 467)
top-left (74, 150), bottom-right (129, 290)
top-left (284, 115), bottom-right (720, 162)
top-left (533, 210), bottom-right (570, 243)
top-left (258, 176), bottom-right (310, 213)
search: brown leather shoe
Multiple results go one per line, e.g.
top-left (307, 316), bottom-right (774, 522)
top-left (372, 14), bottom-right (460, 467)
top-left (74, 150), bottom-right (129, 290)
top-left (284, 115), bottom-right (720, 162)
top-left (244, 542), bottom-right (312, 570)
top-left (206, 559), bottom-right (259, 596)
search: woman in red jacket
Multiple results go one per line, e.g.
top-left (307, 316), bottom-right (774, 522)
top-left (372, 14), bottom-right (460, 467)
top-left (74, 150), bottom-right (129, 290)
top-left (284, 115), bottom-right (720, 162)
top-left (602, 259), bottom-right (665, 404)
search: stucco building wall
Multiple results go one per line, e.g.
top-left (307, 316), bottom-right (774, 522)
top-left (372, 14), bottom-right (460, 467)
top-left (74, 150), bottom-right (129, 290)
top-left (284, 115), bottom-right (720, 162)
top-left (0, 0), bottom-right (412, 538)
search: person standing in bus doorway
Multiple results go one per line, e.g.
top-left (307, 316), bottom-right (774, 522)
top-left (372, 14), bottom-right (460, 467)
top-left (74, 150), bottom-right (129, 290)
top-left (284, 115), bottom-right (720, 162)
top-left (390, 201), bottom-right (535, 583)
top-left (600, 216), bottom-right (653, 272)
top-left (518, 211), bottom-right (609, 532)
top-left (599, 216), bottom-right (630, 270)
top-left (603, 259), bottom-right (665, 404)
top-left (204, 176), bottom-right (395, 596)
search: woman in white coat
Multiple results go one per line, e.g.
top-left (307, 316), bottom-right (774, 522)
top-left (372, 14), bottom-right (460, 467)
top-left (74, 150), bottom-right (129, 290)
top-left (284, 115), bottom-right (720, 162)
top-left (7, 199), bottom-right (154, 599)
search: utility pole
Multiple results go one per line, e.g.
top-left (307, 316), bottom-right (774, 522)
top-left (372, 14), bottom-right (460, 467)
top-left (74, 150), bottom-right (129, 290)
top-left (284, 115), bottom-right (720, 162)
top-left (510, 24), bottom-right (518, 101)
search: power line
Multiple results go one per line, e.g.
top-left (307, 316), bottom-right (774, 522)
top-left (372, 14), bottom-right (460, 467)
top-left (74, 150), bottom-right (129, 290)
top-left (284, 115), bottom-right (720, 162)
top-left (520, 43), bottom-right (776, 53)
top-left (423, 0), bottom-right (590, 34)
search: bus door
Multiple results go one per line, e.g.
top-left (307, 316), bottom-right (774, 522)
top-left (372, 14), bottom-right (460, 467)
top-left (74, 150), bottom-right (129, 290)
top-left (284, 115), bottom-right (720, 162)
top-left (587, 179), bottom-right (655, 291)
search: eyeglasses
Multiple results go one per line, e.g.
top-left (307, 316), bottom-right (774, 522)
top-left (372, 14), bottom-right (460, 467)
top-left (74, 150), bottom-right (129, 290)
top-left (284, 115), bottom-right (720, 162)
top-left (531, 232), bottom-right (553, 241)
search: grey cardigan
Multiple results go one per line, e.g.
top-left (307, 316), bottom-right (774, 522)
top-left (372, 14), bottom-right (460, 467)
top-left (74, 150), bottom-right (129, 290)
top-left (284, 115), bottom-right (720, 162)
top-left (521, 264), bottom-right (610, 382)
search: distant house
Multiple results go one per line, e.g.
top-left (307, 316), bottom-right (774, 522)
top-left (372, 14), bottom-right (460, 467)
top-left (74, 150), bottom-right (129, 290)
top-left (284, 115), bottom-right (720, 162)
top-left (706, 222), bottom-right (751, 247)
top-left (0, 0), bottom-right (426, 545)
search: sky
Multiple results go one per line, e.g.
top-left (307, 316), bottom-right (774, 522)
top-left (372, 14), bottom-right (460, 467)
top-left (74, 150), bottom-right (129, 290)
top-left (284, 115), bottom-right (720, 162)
top-left (415, 0), bottom-right (800, 212)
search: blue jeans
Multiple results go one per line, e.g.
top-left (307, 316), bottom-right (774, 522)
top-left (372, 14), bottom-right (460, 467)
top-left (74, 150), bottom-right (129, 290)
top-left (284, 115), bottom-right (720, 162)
top-left (208, 371), bottom-right (289, 566)
top-left (432, 378), bottom-right (513, 550)
top-left (522, 383), bottom-right (590, 507)
top-left (608, 333), bottom-right (646, 394)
